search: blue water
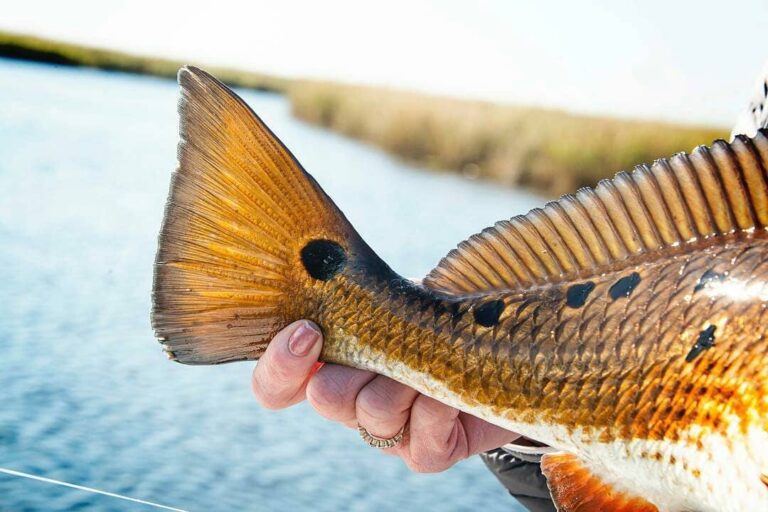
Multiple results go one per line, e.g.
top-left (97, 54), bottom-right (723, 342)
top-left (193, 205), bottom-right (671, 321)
top-left (0, 59), bottom-right (544, 511)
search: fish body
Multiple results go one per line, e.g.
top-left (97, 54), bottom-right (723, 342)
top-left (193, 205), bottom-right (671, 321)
top-left (312, 232), bottom-right (768, 512)
top-left (152, 67), bottom-right (768, 511)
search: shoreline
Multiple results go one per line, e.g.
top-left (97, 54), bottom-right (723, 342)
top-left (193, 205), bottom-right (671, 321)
top-left (0, 30), bottom-right (727, 197)
top-left (0, 31), bottom-right (289, 93)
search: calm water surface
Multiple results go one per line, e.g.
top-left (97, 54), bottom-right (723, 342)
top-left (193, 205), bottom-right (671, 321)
top-left (0, 59), bottom-right (544, 511)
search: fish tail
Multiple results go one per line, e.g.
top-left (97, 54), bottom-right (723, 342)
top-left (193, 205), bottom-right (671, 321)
top-left (152, 66), bottom-right (371, 364)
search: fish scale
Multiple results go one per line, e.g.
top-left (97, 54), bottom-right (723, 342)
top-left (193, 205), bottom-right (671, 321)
top-left (309, 237), bottom-right (764, 440)
top-left (152, 67), bottom-right (768, 511)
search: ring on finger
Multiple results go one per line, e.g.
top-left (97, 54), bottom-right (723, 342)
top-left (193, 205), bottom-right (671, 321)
top-left (357, 423), bottom-right (406, 448)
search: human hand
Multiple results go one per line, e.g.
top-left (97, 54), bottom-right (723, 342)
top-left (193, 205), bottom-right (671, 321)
top-left (251, 320), bottom-right (521, 473)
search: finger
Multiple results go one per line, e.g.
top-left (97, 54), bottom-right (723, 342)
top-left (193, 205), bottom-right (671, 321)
top-left (306, 364), bottom-right (375, 425)
top-left (251, 320), bottom-right (322, 410)
top-left (356, 376), bottom-right (418, 439)
top-left (403, 395), bottom-right (465, 473)
top-left (402, 397), bottom-right (521, 473)
top-left (459, 412), bottom-right (521, 455)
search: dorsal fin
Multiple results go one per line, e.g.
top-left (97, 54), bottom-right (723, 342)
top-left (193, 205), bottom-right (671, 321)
top-left (423, 130), bottom-right (768, 295)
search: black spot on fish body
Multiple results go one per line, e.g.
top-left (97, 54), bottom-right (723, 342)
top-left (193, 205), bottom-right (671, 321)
top-left (693, 269), bottom-right (725, 293)
top-left (609, 272), bottom-right (641, 300)
top-left (566, 282), bottom-right (595, 308)
top-left (300, 239), bottom-right (347, 281)
top-left (474, 299), bottom-right (505, 327)
top-left (686, 325), bottom-right (717, 362)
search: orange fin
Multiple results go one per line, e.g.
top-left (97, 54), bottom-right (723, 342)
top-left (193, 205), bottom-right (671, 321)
top-left (423, 130), bottom-right (768, 295)
top-left (152, 67), bottom-right (366, 364)
top-left (541, 452), bottom-right (658, 512)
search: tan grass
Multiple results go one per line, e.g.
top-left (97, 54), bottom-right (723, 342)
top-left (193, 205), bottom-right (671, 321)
top-left (288, 81), bottom-right (727, 196)
top-left (0, 31), bottom-right (289, 92)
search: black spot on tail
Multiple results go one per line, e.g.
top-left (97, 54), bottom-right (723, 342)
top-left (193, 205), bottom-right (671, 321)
top-left (609, 272), bottom-right (641, 300)
top-left (474, 299), bottom-right (505, 327)
top-left (686, 325), bottom-right (717, 362)
top-left (301, 240), bottom-right (347, 281)
top-left (693, 269), bottom-right (725, 293)
top-left (566, 282), bottom-right (595, 308)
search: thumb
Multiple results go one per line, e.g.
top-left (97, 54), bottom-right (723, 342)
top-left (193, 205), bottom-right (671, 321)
top-left (251, 320), bottom-right (323, 409)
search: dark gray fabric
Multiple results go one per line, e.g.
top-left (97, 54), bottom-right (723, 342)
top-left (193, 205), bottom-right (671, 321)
top-left (480, 449), bottom-right (556, 512)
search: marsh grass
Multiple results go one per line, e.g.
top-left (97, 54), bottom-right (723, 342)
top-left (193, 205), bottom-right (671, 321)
top-left (289, 81), bottom-right (727, 196)
top-left (0, 31), bottom-right (289, 92)
top-left (1, 30), bottom-right (727, 196)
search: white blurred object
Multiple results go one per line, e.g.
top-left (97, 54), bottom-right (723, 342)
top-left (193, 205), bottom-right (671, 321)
top-left (731, 62), bottom-right (768, 140)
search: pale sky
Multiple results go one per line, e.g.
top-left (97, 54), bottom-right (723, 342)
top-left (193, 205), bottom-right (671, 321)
top-left (3, 0), bottom-right (767, 126)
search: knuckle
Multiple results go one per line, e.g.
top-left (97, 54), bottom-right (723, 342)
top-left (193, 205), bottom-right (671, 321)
top-left (306, 373), bottom-right (349, 416)
top-left (357, 386), bottom-right (397, 420)
top-left (407, 438), bottom-right (455, 473)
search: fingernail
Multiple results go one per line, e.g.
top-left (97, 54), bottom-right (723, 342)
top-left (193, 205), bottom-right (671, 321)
top-left (288, 322), bottom-right (320, 357)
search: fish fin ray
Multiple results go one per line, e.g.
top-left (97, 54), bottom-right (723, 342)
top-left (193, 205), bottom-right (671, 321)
top-left (423, 130), bottom-right (768, 295)
top-left (152, 66), bottom-right (363, 364)
top-left (541, 452), bottom-right (658, 512)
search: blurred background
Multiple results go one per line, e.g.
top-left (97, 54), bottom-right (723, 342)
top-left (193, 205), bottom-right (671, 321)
top-left (0, 1), bottom-right (765, 510)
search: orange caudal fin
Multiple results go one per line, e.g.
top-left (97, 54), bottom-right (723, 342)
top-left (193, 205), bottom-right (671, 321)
top-left (541, 453), bottom-right (658, 512)
top-left (152, 67), bottom-right (371, 365)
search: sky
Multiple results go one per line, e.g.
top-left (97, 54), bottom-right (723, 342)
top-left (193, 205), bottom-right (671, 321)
top-left (3, 0), bottom-right (768, 126)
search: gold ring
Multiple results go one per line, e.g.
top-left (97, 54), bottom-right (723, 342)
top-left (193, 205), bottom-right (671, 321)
top-left (357, 423), bottom-right (406, 448)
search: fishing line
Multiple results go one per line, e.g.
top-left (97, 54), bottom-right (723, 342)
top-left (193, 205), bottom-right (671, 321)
top-left (0, 467), bottom-right (188, 512)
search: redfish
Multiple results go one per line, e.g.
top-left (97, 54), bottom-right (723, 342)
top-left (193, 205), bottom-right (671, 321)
top-left (152, 67), bottom-right (768, 511)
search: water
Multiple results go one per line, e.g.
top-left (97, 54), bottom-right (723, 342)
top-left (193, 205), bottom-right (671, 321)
top-left (0, 59), bottom-right (544, 511)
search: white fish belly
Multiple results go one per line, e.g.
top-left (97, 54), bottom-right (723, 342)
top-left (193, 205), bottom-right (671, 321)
top-left (357, 338), bottom-right (768, 512)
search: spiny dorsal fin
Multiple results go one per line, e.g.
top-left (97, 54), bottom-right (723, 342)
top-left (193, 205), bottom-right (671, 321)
top-left (423, 130), bottom-right (768, 295)
top-left (541, 452), bottom-right (659, 512)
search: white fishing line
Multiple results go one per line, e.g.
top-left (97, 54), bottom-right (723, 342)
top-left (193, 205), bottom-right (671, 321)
top-left (0, 467), bottom-right (188, 512)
